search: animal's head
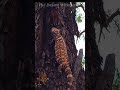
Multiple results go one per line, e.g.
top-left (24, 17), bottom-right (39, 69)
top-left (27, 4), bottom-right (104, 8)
top-left (51, 27), bottom-right (60, 36)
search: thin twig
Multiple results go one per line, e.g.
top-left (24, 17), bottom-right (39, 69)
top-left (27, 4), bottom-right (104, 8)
top-left (79, 30), bottom-right (85, 37)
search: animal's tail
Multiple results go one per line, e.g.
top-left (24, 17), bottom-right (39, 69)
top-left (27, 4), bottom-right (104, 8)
top-left (59, 61), bottom-right (74, 90)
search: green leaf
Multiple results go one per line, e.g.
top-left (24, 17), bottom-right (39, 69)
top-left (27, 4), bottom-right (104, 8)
top-left (77, 15), bottom-right (82, 23)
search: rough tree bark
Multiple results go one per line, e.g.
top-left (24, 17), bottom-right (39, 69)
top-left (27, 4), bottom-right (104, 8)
top-left (35, 2), bottom-right (84, 90)
top-left (86, 0), bottom-right (119, 90)
top-left (86, 0), bottom-right (103, 90)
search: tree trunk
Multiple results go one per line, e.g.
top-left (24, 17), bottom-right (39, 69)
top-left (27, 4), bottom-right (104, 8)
top-left (86, 0), bottom-right (117, 90)
top-left (86, 0), bottom-right (103, 90)
top-left (95, 54), bottom-right (115, 90)
top-left (35, 2), bottom-right (84, 90)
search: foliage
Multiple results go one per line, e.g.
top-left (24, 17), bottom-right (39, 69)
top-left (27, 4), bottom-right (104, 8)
top-left (82, 56), bottom-right (85, 70)
top-left (76, 7), bottom-right (84, 23)
top-left (76, 15), bottom-right (82, 23)
top-left (75, 3), bottom-right (85, 70)
top-left (82, 56), bottom-right (85, 65)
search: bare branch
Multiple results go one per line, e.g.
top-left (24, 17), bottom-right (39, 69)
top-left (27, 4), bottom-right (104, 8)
top-left (95, 54), bottom-right (115, 90)
top-left (106, 9), bottom-right (120, 26)
top-left (73, 49), bottom-right (83, 90)
top-left (71, 3), bottom-right (85, 13)
top-left (98, 9), bottom-right (120, 42)
top-left (76, 4), bottom-right (85, 12)
top-left (113, 19), bottom-right (120, 36)
top-left (79, 30), bottom-right (85, 37)
top-left (73, 49), bottom-right (83, 81)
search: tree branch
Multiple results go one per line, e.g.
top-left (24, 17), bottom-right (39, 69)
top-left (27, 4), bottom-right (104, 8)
top-left (73, 49), bottom-right (83, 90)
top-left (98, 9), bottom-right (120, 42)
top-left (71, 3), bottom-right (85, 13)
top-left (79, 30), bottom-right (85, 37)
top-left (95, 54), bottom-right (115, 90)
top-left (76, 4), bottom-right (85, 12)
top-left (106, 9), bottom-right (120, 27)
top-left (73, 49), bottom-right (83, 81)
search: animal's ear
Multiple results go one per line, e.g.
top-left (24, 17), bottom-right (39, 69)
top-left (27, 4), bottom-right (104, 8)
top-left (51, 27), bottom-right (60, 33)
